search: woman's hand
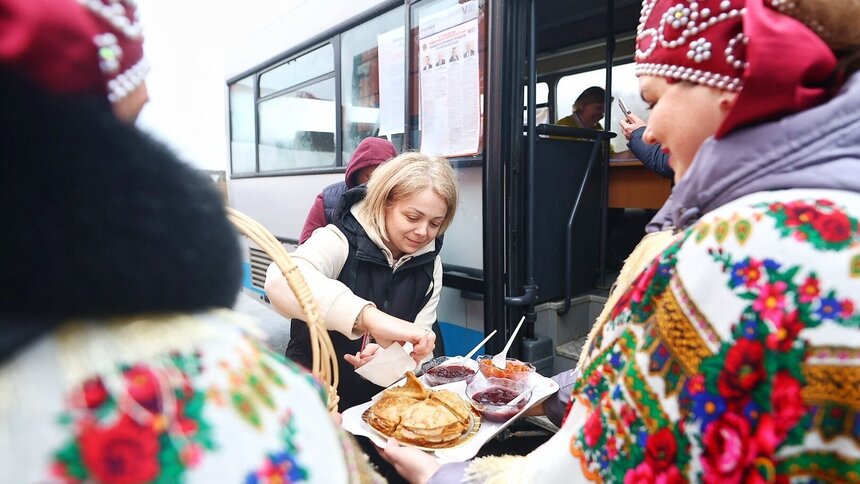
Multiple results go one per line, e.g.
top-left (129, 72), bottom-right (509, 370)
top-left (343, 343), bottom-right (381, 368)
top-left (378, 437), bottom-right (441, 484)
top-left (359, 307), bottom-right (436, 363)
top-left (618, 111), bottom-right (646, 140)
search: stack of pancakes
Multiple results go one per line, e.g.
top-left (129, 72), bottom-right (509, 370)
top-left (366, 372), bottom-right (473, 447)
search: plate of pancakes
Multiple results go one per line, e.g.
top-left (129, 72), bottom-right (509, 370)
top-left (342, 368), bottom-right (558, 462)
top-left (361, 372), bottom-right (480, 449)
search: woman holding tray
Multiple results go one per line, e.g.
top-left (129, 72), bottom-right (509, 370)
top-left (382, 0), bottom-right (860, 481)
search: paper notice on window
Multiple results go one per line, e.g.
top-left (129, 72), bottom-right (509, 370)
top-left (419, 17), bottom-right (480, 157)
top-left (377, 27), bottom-right (405, 137)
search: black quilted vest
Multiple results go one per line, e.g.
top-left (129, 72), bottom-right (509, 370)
top-left (286, 186), bottom-right (442, 410)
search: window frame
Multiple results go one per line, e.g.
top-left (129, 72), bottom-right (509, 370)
top-left (227, 0), bottom-right (489, 178)
top-left (228, 2), bottom-right (409, 179)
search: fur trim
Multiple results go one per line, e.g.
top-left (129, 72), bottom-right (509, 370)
top-left (463, 455), bottom-right (527, 484)
top-left (0, 68), bottom-right (241, 322)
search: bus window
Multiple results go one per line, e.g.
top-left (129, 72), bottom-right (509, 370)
top-left (229, 75), bottom-right (256, 174)
top-left (524, 82), bottom-right (549, 126)
top-left (258, 77), bottom-right (337, 172)
top-left (259, 44), bottom-right (334, 96)
top-left (340, 6), bottom-right (406, 158)
top-left (555, 63), bottom-right (646, 153)
top-left (257, 44), bottom-right (337, 172)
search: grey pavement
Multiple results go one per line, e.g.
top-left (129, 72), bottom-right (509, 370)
top-left (232, 291), bottom-right (291, 354)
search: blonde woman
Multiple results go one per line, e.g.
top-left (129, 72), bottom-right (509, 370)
top-left (266, 152), bottom-right (459, 411)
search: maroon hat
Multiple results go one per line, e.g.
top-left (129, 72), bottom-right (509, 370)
top-left (635, 0), bottom-right (836, 138)
top-left (345, 138), bottom-right (397, 188)
top-left (0, 0), bottom-right (146, 103)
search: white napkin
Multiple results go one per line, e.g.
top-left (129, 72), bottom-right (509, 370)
top-left (354, 342), bottom-right (418, 387)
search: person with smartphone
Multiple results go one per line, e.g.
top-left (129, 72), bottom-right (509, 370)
top-left (617, 97), bottom-right (674, 178)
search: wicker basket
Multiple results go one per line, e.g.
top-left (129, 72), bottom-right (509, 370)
top-left (227, 208), bottom-right (340, 411)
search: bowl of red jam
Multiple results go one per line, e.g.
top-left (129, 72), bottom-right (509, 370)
top-left (421, 356), bottom-right (479, 387)
top-left (476, 355), bottom-right (536, 382)
top-left (466, 377), bottom-right (532, 422)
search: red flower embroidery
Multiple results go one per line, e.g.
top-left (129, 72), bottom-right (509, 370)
top-left (606, 436), bottom-right (619, 460)
top-left (645, 428), bottom-right (678, 472)
top-left (811, 209), bottom-right (853, 243)
top-left (583, 410), bottom-right (603, 447)
top-left (621, 404), bottom-right (638, 426)
top-left (632, 262), bottom-right (659, 304)
top-left (701, 412), bottom-right (755, 483)
top-left (771, 372), bottom-right (806, 440)
top-left (624, 462), bottom-right (655, 484)
top-left (752, 281), bottom-right (788, 326)
top-left (797, 276), bottom-right (820, 303)
top-left (80, 416), bottom-right (160, 484)
top-left (124, 365), bottom-right (162, 413)
top-left (753, 414), bottom-right (779, 456)
top-left (718, 340), bottom-right (765, 400)
top-left (842, 298), bottom-right (855, 318)
top-left (625, 462), bottom-right (685, 484)
top-left (783, 202), bottom-right (820, 227)
top-left (765, 310), bottom-right (804, 352)
top-left (79, 378), bottom-right (108, 410)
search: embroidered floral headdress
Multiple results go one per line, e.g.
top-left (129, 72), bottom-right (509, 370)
top-left (634, 0), bottom-right (837, 137)
top-left (0, 0), bottom-right (147, 103)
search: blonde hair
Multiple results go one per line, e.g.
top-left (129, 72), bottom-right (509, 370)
top-left (359, 152), bottom-right (459, 242)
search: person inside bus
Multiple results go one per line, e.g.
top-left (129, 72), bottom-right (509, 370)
top-left (557, 85), bottom-right (607, 130)
top-left (299, 137), bottom-right (397, 243)
top-left (380, 0), bottom-right (860, 481)
top-left (266, 152), bottom-right (457, 411)
top-left (0, 0), bottom-right (412, 481)
top-left (619, 111), bottom-right (674, 179)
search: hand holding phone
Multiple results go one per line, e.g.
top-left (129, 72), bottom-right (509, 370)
top-left (617, 97), bottom-right (633, 122)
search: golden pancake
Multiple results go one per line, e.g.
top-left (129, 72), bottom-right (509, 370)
top-left (365, 371), bottom-right (473, 447)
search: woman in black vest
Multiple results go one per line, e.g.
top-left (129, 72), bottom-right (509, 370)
top-left (265, 152), bottom-right (459, 411)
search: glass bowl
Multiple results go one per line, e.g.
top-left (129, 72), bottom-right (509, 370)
top-left (466, 377), bottom-right (532, 423)
top-left (476, 355), bottom-right (536, 382)
top-left (421, 356), bottom-right (479, 387)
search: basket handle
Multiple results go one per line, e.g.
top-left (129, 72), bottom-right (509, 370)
top-left (227, 208), bottom-right (340, 410)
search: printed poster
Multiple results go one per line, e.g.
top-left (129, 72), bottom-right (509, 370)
top-left (418, 3), bottom-right (480, 157)
top-left (377, 27), bottom-right (405, 137)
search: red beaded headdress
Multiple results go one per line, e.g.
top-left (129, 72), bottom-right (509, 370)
top-left (0, 0), bottom-right (146, 103)
top-left (635, 0), bottom-right (837, 137)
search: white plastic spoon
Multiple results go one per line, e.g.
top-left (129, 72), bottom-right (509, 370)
top-left (491, 316), bottom-right (526, 369)
top-left (505, 384), bottom-right (536, 407)
top-left (463, 329), bottom-right (498, 360)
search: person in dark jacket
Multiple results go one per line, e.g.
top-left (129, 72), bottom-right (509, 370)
top-left (299, 137), bottom-right (397, 243)
top-left (618, 111), bottom-right (674, 178)
top-left (266, 151), bottom-right (458, 410)
top-left (0, 0), bottom-right (386, 481)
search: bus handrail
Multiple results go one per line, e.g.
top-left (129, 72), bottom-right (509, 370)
top-left (560, 130), bottom-right (615, 315)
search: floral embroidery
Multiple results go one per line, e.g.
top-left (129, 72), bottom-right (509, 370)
top-left (226, 340), bottom-right (293, 429)
top-left (52, 353), bottom-right (215, 483)
top-left (567, 196), bottom-right (860, 482)
top-left (764, 198), bottom-right (860, 251)
top-left (245, 410), bottom-right (309, 483)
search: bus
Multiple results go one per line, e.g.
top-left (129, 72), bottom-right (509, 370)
top-left (224, 0), bottom-right (665, 375)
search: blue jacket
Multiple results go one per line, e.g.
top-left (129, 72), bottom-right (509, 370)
top-left (628, 126), bottom-right (673, 179)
